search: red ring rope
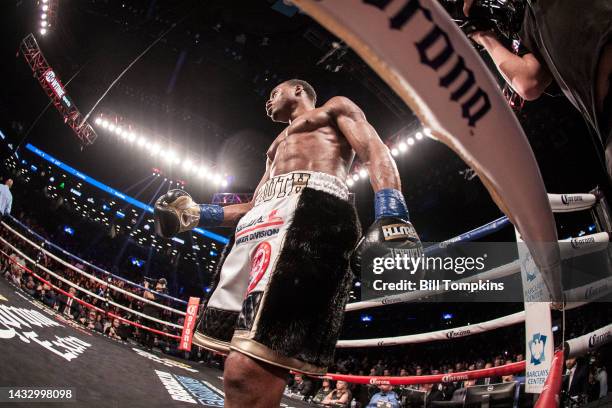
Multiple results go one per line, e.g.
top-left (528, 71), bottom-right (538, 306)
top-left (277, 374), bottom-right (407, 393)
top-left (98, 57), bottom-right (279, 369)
top-left (1, 250), bottom-right (180, 340)
top-left (300, 360), bottom-right (526, 385)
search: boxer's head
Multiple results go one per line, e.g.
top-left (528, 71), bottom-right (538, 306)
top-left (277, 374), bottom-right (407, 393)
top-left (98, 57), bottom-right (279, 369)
top-left (266, 79), bottom-right (316, 122)
top-left (5, 179), bottom-right (13, 188)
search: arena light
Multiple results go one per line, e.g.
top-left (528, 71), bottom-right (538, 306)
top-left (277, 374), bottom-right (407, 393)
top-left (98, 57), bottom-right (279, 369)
top-left (359, 169), bottom-right (368, 179)
top-left (183, 160), bottom-right (193, 172)
top-left (423, 127), bottom-right (432, 137)
top-left (391, 147), bottom-right (399, 156)
top-left (415, 131), bottom-right (423, 140)
top-left (352, 174), bottom-right (359, 181)
top-left (42, 5), bottom-right (49, 11)
top-left (221, 180), bottom-right (228, 188)
top-left (407, 137), bottom-right (415, 145)
top-left (40, 28), bottom-right (47, 35)
top-left (398, 142), bottom-right (407, 152)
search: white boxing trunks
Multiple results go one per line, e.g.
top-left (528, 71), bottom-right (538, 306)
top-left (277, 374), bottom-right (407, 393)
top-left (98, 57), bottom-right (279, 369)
top-left (193, 171), bottom-right (361, 374)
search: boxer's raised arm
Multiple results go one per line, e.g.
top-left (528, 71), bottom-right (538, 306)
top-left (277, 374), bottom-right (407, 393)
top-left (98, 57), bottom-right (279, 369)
top-left (330, 96), bottom-right (401, 192)
top-left (219, 157), bottom-right (271, 226)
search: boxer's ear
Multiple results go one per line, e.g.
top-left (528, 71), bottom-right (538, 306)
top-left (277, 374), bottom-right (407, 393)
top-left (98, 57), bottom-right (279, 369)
top-left (294, 84), bottom-right (303, 97)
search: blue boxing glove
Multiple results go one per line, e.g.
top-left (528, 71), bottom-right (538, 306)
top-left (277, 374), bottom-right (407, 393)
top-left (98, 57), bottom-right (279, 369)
top-left (154, 190), bottom-right (223, 238)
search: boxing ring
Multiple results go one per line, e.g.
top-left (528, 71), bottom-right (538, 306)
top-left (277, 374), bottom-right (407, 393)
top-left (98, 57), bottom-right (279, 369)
top-left (1, 185), bottom-right (610, 406)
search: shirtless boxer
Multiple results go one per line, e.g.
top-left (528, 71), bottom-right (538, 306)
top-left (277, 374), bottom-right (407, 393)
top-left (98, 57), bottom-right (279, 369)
top-left (154, 79), bottom-right (422, 407)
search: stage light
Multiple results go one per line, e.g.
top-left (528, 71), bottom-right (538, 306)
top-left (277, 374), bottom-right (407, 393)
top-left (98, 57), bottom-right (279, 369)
top-left (347, 178), bottom-right (354, 187)
top-left (214, 174), bottom-right (222, 185)
top-left (359, 169), bottom-right (368, 179)
top-left (415, 131), bottom-right (423, 140)
top-left (94, 118), bottom-right (102, 125)
top-left (41, 20), bottom-right (47, 27)
top-left (127, 132), bottom-right (136, 142)
top-left (108, 123), bottom-right (116, 132)
top-left (352, 174), bottom-right (359, 181)
top-left (391, 147), bottom-right (399, 156)
top-left (42, 0), bottom-right (48, 3)
top-left (101, 120), bottom-right (109, 128)
top-left (407, 137), bottom-right (415, 145)
top-left (137, 137), bottom-right (146, 146)
top-left (151, 144), bottom-right (161, 155)
top-left (221, 180), bottom-right (228, 187)
top-left (196, 167), bottom-right (206, 178)
top-left (173, 156), bottom-right (180, 165)
top-left (115, 127), bottom-right (123, 136)
top-left (41, 13), bottom-right (47, 19)
top-left (183, 160), bottom-right (193, 171)
top-left (42, 5), bottom-right (49, 11)
top-left (40, 28), bottom-right (47, 35)
top-left (398, 142), bottom-right (407, 152)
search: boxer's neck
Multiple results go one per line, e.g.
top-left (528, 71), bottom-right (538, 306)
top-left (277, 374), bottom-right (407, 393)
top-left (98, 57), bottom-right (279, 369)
top-left (288, 102), bottom-right (314, 123)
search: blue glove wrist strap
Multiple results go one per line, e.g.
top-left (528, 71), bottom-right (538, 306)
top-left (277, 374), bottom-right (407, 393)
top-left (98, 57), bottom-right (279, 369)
top-left (198, 204), bottom-right (224, 227)
top-left (374, 188), bottom-right (409, 220)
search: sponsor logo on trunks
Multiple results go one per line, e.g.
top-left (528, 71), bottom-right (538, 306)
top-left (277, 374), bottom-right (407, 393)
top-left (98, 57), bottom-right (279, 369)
top-left (381, 223), bottom-right (416, 241)
top-left (247, 242), bottom-right (272, 294)
top-left (561, 195), bottom-right (583, 205)
top-left (570, 236), bottom-right (595, 249)
top-left (133, 348), bottom-right (199, 373)
top-left (155, 370), bottom-right (225, 406)
top-left (445, 328), bottom-right (471, 339)
top-left (235, 228), bottom-right (280, 245)
top-left (236, 209), bottom-right (284, 244)
top-left (255, 173), bottom-right (311, 205)
top-left (0, 304), bottom-right (92, 361)
top-left (362, 0), bottom-right (491, 126)
top-left (442, 374), bottom-right (469, 383)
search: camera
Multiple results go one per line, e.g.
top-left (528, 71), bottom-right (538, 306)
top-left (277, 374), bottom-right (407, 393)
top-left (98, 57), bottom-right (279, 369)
top-left (440, 0), bottom-right (526, 40)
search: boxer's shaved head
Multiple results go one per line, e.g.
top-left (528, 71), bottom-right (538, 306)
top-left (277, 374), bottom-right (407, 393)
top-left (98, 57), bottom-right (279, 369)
top-left (283, 79), bottom-right (317, 105)
top-left (266, 79), bottom-right (317, 122)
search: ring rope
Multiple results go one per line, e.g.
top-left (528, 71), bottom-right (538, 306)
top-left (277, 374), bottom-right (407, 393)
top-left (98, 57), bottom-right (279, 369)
top-left (315, 360), bottom-right (526, 385)
top-left (8, 215), bottom-right (187, 305)
top-left (347, 230), bottom-right (609, 312)
top-left (0, 249), bottom-right (180, 339)
top-left (0, 237), bottom-right (182, 329)
top-left (1, 221), bottom-right (186, 316)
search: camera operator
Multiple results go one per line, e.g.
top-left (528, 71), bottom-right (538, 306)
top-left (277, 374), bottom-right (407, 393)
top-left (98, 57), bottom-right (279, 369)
top-left (141, 277), bottom-right (168, 349)
top-left (460, 0), bottom-right (611, 179)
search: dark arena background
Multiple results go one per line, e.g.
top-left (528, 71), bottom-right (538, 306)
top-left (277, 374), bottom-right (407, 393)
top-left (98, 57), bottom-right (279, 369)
top-left (1, 1), bottom-right (611, 407)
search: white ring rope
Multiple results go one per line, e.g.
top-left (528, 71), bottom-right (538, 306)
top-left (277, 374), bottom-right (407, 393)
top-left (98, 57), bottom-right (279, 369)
top-left (337, 281), bottom-right (610, 348)
top-left (1, 221), bottom-right (186, 317)
top-left (566, 323), bottom-right (612, 358)
top-left (347, 230), bottom-right (610, 311)
top-left (0, 235), bottom-right (182, 329)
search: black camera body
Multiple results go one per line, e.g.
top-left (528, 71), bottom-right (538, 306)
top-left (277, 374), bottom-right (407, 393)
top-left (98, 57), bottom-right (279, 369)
top-left (440, 0), bottom-right (526, 40)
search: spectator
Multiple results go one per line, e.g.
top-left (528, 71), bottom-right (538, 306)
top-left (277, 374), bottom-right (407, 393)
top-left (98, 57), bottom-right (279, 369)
top-left (588, 368), bottom-right (601, 403)
top-left (24, 275), bottom-right (36, 296)
top-left (59, 287), bottom-right (81, 319)
top-left (289, 374), bottom-right (313, 398)
top-left (106, 318), bottom-right (122, 340)
top-left (322, 380), bottom-right (351, 407)
top-left (366, 384), bottom-right (400, 408)
top-left (565, 357), bottom-right (589, 399)
top-left (0, 179), bottom-right (13, 217)
top-left (312, 379), bottom-right (333, 404)
top-left (595, 359), bottom-right (608, 399)
top-left (423, 383), bottom-right (445, 407)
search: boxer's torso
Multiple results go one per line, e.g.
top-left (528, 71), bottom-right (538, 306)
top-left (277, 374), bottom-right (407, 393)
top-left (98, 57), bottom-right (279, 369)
top-left (267, 102), bottom-right (354, 179)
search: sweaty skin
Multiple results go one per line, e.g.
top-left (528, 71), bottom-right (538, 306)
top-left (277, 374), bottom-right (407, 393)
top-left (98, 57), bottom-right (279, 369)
top-left (220, 81), bottom-right (404, 408)
top-left (220, 82), bottom-right (402, 227)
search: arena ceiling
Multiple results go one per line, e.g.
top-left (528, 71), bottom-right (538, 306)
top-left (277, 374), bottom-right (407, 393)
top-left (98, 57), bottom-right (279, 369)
top-left (2, 0), bottom-right (604, 240)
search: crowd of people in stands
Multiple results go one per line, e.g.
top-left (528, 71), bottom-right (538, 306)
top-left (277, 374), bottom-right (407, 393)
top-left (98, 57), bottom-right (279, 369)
top-left (0, 177), bottom-right (609, 407)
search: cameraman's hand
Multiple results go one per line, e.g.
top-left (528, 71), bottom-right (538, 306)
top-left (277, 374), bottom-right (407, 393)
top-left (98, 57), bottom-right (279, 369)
top-left (468, 30), bottom-right (496, 47)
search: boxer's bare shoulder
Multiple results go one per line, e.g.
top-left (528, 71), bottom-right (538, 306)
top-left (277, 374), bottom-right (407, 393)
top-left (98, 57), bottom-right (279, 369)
top-left (266, 96), bottom-right (357, 177)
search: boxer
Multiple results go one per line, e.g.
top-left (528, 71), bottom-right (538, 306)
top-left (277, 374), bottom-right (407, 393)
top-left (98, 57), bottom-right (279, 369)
top-left (155, 79), bottom-right (422, 407)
